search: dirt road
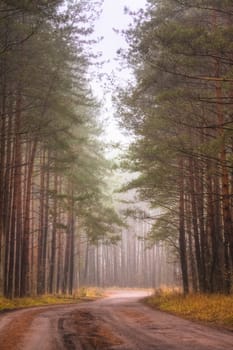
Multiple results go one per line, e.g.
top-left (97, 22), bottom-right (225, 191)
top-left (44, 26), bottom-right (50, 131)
top-left (0, 290), bottom-right (232, 349)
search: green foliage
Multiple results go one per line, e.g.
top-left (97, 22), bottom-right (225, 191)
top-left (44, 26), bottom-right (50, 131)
top-left (116, 0), bottom-right (233, 245)
top-left (3, 0), bottom-right (62, 13)
top-left (81, 203), bottom-right (125, 244)
top-left (0, 0), bottom-right (122, 298)
top-left (115, 0), bottom-right (233, 296)
top-left (148, 211), bottom-right (179, 244)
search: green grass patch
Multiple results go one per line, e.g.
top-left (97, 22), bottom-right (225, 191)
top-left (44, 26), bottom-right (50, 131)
top-left (145, 289), bottom-right (233, 330)
top-left (0, 287), bottom-right (104, 312)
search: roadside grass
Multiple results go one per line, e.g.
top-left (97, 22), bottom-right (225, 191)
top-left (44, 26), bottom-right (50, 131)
top-left (145, 288), bottom-right (233, 330)
top-left (0, 287), bottom-right (104, 311)
top-left (74, 286), bottom-right (104, 298)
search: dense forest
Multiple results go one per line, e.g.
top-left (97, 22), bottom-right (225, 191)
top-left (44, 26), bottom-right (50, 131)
top-left (0, 0), bottom-right (178, 299)
top-left (117, 0), bottom-right (233, 294)
top-left (0, 0), bottom-right (126, 298)
top-left (80, 208), bottom-right (179, 288)
top-left (0, 0), bottom-right (232, 300)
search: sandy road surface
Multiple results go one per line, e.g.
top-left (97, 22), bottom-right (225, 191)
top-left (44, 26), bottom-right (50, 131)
top-left (0, 290), bottom-right (232, 350)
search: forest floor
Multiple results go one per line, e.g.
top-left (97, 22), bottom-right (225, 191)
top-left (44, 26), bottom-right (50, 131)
top-left (145, 290), bottom-right (233, 331)
top-left (0, 289), bottom-right (232, 350)
top-left (0, 287), bottom-right (103, 312)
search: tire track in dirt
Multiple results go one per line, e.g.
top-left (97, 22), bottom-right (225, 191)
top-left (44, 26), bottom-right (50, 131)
top-left (0, 309), bottom-right (46, 350)
top-left (58, 309), bottom-right (123, 350)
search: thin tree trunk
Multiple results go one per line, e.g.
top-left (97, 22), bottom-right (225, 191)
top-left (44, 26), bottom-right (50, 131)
top-left (212, 8), bottom-right (232, 293)
top-left (49, 171), bottom-right (58, 293)
top-left (20, 139), bottom-right (37, 296)
top-left (188, 157), bottom-right (205, 292)
top-left (185, 194), bottom-right (198, 292)
top-left (178, 158), bottom-right (189, 294)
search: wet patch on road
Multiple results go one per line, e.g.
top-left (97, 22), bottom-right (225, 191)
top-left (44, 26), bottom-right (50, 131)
top-left (63, 309), bottom-right (123, 350)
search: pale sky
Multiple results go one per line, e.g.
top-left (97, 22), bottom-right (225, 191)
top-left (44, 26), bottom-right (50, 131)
top-left (92, 0), bottom-right (147, 153)
top-left (95, 0), bottom-right (145, 70)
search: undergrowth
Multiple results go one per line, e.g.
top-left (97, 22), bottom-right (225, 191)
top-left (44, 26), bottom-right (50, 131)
top-left (0, 287), bottom-right (103, 311)
top-left (145, 288), bottom-right (233, 330)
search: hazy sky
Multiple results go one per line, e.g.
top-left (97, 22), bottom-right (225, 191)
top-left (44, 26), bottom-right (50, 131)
top-left (92, 0), bottom-right (147, 151)
top-left (95, 0), bottom-right (146, 71)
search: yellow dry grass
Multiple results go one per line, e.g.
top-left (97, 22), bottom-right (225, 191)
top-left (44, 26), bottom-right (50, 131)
top-left (0, 287), bottom-right (103, 311)
top-left (73, 286), bottom-right (104, 298)
top-left (145, 288), bottom-right (233, 330)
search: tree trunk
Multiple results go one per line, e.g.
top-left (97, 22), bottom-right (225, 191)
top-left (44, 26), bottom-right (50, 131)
top-left (178, 158), bottom-right (189, 294)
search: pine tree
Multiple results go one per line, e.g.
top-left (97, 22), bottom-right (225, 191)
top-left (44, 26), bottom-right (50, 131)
top-left (117, 0), bottom-right (233, 294)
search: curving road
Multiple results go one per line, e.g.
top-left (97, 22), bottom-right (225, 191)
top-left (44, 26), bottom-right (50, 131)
top-left (0, 290), bottom-right (232, 349)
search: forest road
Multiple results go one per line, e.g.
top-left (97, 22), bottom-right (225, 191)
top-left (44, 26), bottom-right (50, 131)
top-left (0, 290), bottom-right (233, 350)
